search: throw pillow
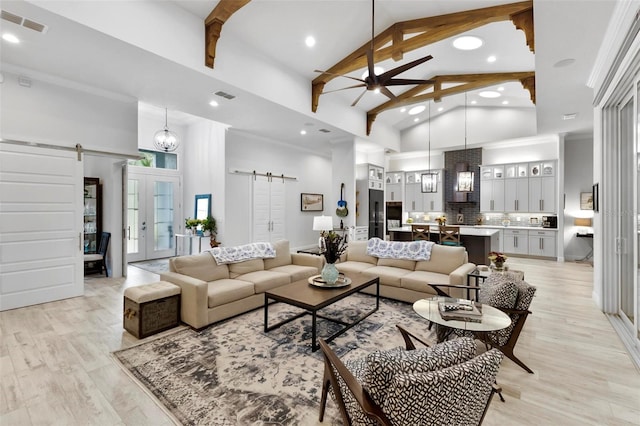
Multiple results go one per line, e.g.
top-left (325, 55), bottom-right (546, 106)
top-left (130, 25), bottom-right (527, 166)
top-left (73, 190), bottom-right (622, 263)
top-left (479, 275), bottom-right (518, 310)
top-left (362, 337), bottom-right (476, 406)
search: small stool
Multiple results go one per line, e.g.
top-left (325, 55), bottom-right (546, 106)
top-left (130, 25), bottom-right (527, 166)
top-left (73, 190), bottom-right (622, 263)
top-left (123, 281), bottom-right (181, 339)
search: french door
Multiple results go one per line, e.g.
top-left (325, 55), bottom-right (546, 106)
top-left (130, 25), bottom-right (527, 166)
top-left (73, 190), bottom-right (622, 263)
top-left (127, 167), bottom-right (181, 262)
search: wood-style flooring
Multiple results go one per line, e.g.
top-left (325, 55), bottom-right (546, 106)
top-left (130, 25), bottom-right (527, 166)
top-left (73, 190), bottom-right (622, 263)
top-left (1, 259), bottom-right (639, 425)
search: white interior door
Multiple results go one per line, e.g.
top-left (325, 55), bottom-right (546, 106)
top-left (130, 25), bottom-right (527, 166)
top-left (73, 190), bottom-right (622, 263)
top-left (252, 176), bottom-right (286, 242)
top-left (127, 167), bottom-right (180, 262)
top-left (0, 143), bottom-right (83, 311)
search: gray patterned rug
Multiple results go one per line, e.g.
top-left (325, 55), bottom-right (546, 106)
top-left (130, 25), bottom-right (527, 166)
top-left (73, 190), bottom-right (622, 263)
top-left (112, 294), bottom-right (435, 425)
top-left (129, 258), bottom-right (170, 275)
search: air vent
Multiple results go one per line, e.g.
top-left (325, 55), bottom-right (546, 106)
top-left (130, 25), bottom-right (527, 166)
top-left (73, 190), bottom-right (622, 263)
top-left (318, 128), bottom-right (331, 133)
top-left (214, 91), bottom-right (236, 100)
top-left (562, 113), bottom-right (577, 120)
top-left (1, 10), bottom-right (48, 33)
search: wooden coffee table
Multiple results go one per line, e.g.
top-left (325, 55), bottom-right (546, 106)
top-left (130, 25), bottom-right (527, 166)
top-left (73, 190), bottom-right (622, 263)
top-left (264, 272), bottom-right (380, 351)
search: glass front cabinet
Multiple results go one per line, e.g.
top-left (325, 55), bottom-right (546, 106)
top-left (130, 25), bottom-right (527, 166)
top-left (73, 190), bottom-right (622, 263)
top-left (83, 177), bottom-right (102, 254)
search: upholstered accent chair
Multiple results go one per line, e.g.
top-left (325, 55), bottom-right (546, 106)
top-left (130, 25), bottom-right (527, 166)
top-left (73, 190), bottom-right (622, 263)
top-left (319, 326), bottom-right (503, 426)
top-left (411, 224), bottom-right (430, 241)
top-left (432, 271), bottom-right (537, 373)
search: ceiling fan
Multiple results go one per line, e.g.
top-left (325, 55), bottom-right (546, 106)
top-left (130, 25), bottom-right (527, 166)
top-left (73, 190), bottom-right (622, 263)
top-left (315, 0), bottom-right (435, 107)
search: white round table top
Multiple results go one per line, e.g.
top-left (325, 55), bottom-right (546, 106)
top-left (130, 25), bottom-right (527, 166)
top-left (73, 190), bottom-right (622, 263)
top-left (413, 297), bottom-right (511, 332)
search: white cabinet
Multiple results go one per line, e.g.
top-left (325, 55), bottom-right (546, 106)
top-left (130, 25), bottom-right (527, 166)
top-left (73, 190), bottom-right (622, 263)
top-left (480, 179), bottom-right (505, 212)
top-left (385, 172), bottom-right (403, 202)
top-left (503, 229), bottom-right (528, 255)
top-left (422, 170), bottom-right (444, 212)
top-left (252, 176), bottom-right (285, 242)
top-left (528, 229), bottom-right (556, 257)
top-left (350, 226), bottom-right (369, 241)
top-left (368, 165), bottom-right (384, 190)
top-left (405, 172), bottom-right (423, 212)
top-left (504, 178), bottom-right (529, 212)
top-left (529, 175), bottom-right (556, 213)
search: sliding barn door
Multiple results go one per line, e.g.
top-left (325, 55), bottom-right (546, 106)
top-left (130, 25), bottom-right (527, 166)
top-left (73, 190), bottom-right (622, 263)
top-left (0, 143), bottom-right (83, 311)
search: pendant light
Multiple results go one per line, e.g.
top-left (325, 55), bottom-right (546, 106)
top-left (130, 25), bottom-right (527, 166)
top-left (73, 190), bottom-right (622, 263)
top-left (153, 108), bottom-right (180, 152)
top-left (421, 100), bottom-right (438, 193)
top-left (456, 92), bottom-right (474, 193)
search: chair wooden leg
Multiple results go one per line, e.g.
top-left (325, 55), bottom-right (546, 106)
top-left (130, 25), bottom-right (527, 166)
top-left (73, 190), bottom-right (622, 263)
top-left (319, 366), bottom-right (331, 421)
top-left (500, 346), bottom-right (534, 374)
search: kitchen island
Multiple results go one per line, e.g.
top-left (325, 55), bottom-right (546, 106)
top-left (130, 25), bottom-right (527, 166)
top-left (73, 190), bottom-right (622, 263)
top-left (388, 225), bottom-right (500, 265)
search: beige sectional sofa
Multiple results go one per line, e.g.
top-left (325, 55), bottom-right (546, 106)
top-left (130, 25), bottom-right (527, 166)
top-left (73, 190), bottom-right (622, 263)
top-left (336, 240), bottom-right (476, 302)
top-left (160, 240), bottom-right (322, 329)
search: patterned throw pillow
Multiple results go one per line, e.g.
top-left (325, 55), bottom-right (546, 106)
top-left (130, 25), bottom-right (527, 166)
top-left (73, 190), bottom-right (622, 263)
top-left (362, 337), bottom-right (476, 406)
top-left (479, 274), bottom-right (518, 310)
top-left (381, 349), bottom-right (504, 426)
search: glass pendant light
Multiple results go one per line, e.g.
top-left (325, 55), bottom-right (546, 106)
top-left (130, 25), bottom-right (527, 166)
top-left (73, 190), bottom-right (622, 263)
top-left (153, 108), bottom-right (180, 152)
top-left (456, 93), bottom-right (474, 193)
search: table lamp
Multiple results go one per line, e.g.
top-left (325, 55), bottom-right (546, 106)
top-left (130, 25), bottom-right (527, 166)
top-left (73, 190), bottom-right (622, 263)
top-left (574, 217), bottom-right (592, 234)
top-left (313, 215), bottom-right (333, 249)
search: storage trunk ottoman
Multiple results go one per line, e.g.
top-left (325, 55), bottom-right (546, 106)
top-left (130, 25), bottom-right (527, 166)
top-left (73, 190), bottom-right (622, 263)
top-left (123, 281), bottom-right (181, 338)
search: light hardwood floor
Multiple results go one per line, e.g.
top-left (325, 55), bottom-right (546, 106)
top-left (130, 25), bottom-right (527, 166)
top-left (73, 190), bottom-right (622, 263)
top-left (1, 259), bottom-right (639, 425)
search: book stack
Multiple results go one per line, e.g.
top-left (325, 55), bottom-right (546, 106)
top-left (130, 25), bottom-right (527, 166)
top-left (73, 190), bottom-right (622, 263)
top-left (438, 300), bottom-right (483, 323)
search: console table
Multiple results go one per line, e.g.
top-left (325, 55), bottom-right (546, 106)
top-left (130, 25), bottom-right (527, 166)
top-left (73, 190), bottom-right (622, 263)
top-left (174, 234), bottom-right (208, 256)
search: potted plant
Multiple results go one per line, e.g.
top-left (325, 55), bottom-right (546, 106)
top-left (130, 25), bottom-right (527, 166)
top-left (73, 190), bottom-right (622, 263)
top-left (201, 216), bottom-right (217, 237)
top-left (185, 218), bottom-right (200, 235)
top-left (319, 231), bottom-right (348, 284)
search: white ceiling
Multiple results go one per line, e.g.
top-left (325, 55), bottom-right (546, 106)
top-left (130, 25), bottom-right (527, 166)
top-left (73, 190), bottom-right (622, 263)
top-left (0, 0), bottom-right (616, 154)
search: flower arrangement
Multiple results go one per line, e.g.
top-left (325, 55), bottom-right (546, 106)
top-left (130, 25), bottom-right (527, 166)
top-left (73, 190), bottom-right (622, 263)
top-left (320, 231), bottom-right (348, 264)
top-left (488, 251), bottom-right (508, 264)
top-left (185, 218), bottom-right (201, 230)
top-left (436, 216), bottom-right (447, 225)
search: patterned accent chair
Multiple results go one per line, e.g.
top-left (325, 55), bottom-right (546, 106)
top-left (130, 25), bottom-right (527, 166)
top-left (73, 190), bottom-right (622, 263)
top-left (319, 326), bottom-right (503, 426)
top-left (432, 271), bottom-right (537, 373)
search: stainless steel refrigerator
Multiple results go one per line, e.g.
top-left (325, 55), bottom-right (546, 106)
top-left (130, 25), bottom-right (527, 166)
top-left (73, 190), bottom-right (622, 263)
top-left (368, 189), bottom-right (384, 239)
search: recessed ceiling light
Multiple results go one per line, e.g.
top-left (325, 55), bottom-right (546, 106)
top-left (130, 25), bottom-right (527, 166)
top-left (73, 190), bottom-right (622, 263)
top-left (362, 66), bottom-right (384, 80)
top-left (300, 130), bottom-right (307, 135)
top-left (453, 36), bottom-right (483, 50)
top-left (554, 58), bottom-right (576, 68)
top-left (437, 107), bottom-right (444, 112)
top-left (408, 105), bottom-right (426, 115)
top-left (487, 55), bottom-right (497, 63)
top-left (209, 100), bottom-right (219, 107)
top-left (479, 91), bottom-right (501, 98)
top-left (305, 36), bottom-right (316, 48)
top-left (414, 118), bottom-right (420, 122)
top-left (400, 107), bottom-right (406, 113)
top-left (471, 100), bottom-right (477, 105)
top-left (502, 100), bottom-right (509, 105)
top-left (2, 33), bottom-right (19, 44)
top-left (497, 86), bottom-right (504, 91)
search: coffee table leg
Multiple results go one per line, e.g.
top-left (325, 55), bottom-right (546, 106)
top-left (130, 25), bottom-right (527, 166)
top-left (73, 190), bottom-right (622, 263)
top-left (264, 294), bottom-right (269, 332)
top-left (312, 311), bottom-right (318, 352)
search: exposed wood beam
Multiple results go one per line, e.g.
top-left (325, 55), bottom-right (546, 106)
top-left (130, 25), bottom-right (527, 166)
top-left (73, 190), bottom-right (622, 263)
top-left (311, 1), bottom-right (533, 113)
top-left (205, 0), bottom-right (251, 68)
top-left (510, 7), bottom-right (534, 52)
top-left (366, 71), bottom-right (535, 135)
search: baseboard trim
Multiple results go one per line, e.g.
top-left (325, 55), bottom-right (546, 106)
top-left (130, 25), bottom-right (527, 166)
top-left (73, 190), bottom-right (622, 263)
top-left (607, 314), bottom-right (640, 372)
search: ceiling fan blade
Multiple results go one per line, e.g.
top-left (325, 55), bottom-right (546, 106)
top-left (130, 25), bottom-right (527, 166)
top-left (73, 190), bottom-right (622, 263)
top-left (379, 86), bottom-right (397, 102)
top-left (351, 89), bottom-right (368, 107)
top-left (313, 70), bottom-right (365, 83)
top-left (378, 55), bottom-right (434, 83)
top-left (384, 78), bottom-right (435, 86)
top-left (321, 84), bottom-right (367, 94)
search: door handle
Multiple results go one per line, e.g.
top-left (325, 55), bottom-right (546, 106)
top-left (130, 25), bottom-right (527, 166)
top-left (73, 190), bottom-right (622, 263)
top-left (127, 226), bottom-right (131, 240)
top-left (141, 221), bottom-right (146, 231)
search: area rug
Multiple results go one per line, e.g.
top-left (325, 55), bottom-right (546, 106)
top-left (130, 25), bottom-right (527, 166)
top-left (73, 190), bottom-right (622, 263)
top-left (129, 258), bottom-right (170, 275)
top-left (112, 294), bottom-right (435, 425)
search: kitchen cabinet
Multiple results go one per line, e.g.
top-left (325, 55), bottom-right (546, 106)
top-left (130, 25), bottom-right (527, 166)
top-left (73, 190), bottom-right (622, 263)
top-left (83, 177), bottom-right (102, 254)
top-left (385, 172), bottom-right (404, 202)
top-left (505, 178), bottom-right (529, 212)
top-left (503, 229), bottom-right (528, 255)
top-left (480, 179), bottom-right (505, 212)
top-left (529, 175), bottom-right (556, 213)
top-left (422, 170), bottom-right (444, 212)
top-left (528, 229), bottom-right (556, 257)
top-left (405, 172), bottom-right (423, 212)
top-left (368, 164), bottom-right (384, 190)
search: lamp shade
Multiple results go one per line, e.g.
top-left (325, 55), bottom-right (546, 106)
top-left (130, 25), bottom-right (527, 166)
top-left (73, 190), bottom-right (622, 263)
top-left (574, 218), bottom-right (592, 227)
top-left (313, 215), bottom-right (333, 231)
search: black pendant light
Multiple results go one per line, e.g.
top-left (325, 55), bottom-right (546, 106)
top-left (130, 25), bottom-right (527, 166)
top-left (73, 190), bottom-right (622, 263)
top-left (421, 100), bottom-right (438, 193)
top-left (456, 93), bottom-right (474, 193)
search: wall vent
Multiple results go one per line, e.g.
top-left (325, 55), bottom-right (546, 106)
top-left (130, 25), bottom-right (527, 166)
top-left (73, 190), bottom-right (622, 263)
top-left (214, 91), bottom-right (236, 100)
top-left (1, 10), bottom-right (48, 33)
top-left (318, 128), bottom-right (331, 133)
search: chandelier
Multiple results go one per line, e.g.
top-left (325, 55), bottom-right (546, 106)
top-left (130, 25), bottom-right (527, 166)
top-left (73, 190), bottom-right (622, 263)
top-left (456, 93), bottom-right (474, 193)
top-left (153, 108), bottom-right (179, 152)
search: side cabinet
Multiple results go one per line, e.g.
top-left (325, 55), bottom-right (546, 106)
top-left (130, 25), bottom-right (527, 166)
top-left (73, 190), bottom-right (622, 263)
top-left (528, 229), bottom-right (557, 257)
top-left (503, 229), bottom-right (528, 255)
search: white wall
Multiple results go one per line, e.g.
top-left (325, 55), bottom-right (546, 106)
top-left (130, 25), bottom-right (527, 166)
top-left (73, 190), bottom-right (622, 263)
top-left (562, 136), bottom-right (594, 261)
top-left (401, 106), bottom-right (536, 152)
top-left (481, 135), bottom-right (559, 164)
top-left (225, 130), bottom-right (333, 249)
top-left (387, 151), bottom-right (445, 172)
top-left (333, 140), bottom-right (357, 229)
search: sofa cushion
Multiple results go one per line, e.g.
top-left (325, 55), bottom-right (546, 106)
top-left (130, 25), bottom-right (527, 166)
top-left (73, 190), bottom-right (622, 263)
top-left (172, 254), bottom-right (230, 282)
top-left (377, 258), bottom-right (416, 271)
top-left (336, 261), bottom-right (376, 274)
top-left (364, 266), bottom-right (412, 287)
top-left (415, 245), bottom-right (467, 275)
top-left (345, 240), bottom-right (377, 264)
top-left (269, 264), bottom-right (317, 282)
top-left (400, 271), bottom-right (454, 296)
top-left (229, 258), bottom-right (265, 278)
top-left (263, 239), bottom-right (292, 270)
top-left (207, 279), bottom-right (255, 308)
top-left (239, 270), bottom-right (291, 293)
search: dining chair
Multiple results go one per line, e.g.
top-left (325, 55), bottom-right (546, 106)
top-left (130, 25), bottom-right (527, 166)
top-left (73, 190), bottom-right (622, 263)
top-left (84, 231), bottom-right (111, 277)
top-left (411, 224), bottom-right (430, 241)
top-left (439, 225), bottom-right (461, 246)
